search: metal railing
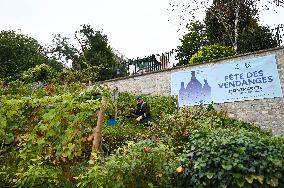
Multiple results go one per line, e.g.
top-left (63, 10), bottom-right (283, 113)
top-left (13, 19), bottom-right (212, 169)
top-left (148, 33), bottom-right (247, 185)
top-left (120, 49), bottom-right (176, 75)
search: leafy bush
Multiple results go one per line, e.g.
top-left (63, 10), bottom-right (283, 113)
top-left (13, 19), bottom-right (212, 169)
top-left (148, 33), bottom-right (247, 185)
top-left (102, 124), bottom-right (145, 154)
top-left (13, 157), bottom-right (63, 188)
top-left (116, 92), bottom-right (177, 122)
top-left (21, 64), bottom-right (58, 83)
top-left (0, 80), bottom-right (91, 100)
top-left (147, 106), bottom-right (269, 152)
top-left (0, 82), bottom-right (281, 188)
top-left (0, 94), bottom-right (102, 164)
top-left (77, 140), bottom-right (180, 188)
top-left (0, 80), bottom-right (34, 97)
top-left (101, 105), bottom-right (269, 156)
top-left (58, 66), bottom-right (100, 84)
top-left (175, 21), bottom-right (208, 66)
top-left (0, 151), bottom-right (18, 187)
top-left (189, 44), bottom-right (235, 64)
top-left (180, 128), bottom-right (284, 187)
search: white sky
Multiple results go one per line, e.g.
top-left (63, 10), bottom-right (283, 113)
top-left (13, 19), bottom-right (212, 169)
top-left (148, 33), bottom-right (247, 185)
top-left (0, 0), bottom-right (283, 59)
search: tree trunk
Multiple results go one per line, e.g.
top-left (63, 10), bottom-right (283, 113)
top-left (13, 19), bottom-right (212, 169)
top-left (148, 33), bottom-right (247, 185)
top-left (234, 0), bottom-right (240, 51)
top-left (90, 95), bottom-right (107, 163)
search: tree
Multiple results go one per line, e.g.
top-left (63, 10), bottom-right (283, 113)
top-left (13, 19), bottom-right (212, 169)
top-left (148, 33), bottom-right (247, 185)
top-left (0, 30), bottom-right (47, 80)
top-left (0, 30), bottom-right (64, 81)
top-left (169, 0), bottom-right (284, 51)
top-left (48, 34), bottom-right (81, 70)
top-left (176, 21), bottom-right (208, 66)
top-left (204, 0), bottom-right (259, 47)
top-left (205, 1), bottom-right (279, 53)
top-left (49, 24), bottom-right (127, 81)
top-left (237, 25), bottom-right (278, 53)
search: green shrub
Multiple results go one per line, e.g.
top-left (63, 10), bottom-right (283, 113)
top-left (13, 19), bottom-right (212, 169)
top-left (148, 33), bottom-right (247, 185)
top-left (180, 128), bottom-right (284, 187)
top-left (1, 82), bottom-right (281, 188)
top-left (77, 140), bottom-right (180, 188)
top-left (13, 157), bottom-right (63, 188)
top-left (21, 64), bottom-right (58, 83)
top-left (102, 124), bottom-right (145, 154)
top-left (0, 151), bottom-right (18, 187)
top-left (0, 80), bottom-right (35, 97)
top-left (116, 92), bottom-right (177, 122)
top-left (147, 106), bottom-right (269, 153)
top-left (0, 94), bottom-right (102, 164)
top-left (189, 44), bottom-right (235, 64)
top-left (101, 105), bottom-right (269, 156)
top-left (58, 66), bottom-right (100, 84)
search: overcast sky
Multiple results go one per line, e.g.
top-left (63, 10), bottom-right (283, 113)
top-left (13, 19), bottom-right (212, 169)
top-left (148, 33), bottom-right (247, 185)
top-left (1, 0), bottom-right (283, 59)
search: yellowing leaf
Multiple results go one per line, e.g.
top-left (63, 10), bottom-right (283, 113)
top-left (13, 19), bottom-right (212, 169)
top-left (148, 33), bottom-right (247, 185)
top-left (267, 178), bottom-right (279, 187)
top-left (245, 175), bottom-right (254, 184)
top-left (205, 172), bottom-right (214, 179)
top-left (254, 175), bottom-right (264, 185)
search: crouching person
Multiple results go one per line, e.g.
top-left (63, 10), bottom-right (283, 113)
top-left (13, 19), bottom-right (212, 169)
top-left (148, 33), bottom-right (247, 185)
top-left (132, 96), bottom-right (151, 127)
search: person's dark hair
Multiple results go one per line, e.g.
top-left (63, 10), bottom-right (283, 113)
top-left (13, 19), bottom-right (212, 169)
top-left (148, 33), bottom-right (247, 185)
top-left (94, 93), bottom-right (102, 100)
top-left (137, 96), bottom-right (143, 100)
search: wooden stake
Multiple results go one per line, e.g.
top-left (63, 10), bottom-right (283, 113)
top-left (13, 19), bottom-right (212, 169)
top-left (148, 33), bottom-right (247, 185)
top-left (90, 96), bottom-right (107, 163)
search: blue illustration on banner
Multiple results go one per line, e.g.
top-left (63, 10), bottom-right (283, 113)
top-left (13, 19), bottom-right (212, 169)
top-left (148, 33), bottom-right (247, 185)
top-left (179, 71), bottom-right (212, 104)
top-left (171, 54), bottom-right (283, 106)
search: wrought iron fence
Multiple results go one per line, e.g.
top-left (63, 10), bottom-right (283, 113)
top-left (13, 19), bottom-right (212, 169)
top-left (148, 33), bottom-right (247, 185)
top-left (120, 49), bottom-right (176, 75)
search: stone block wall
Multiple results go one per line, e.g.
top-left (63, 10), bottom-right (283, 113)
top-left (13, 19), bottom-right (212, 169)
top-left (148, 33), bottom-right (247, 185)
top-left (103, 47), bottom-right (284, 134)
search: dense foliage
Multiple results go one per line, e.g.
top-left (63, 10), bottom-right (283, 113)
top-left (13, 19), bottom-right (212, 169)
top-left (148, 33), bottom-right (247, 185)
top-left (0, 25), bottom-right (128, 84)
top-left (116, 92), bottom-right (177, 122)
top-left (58, 66), bottom-right (101, 84)
top-left (181, 128), bottom-right (284, 187)
top-left (0, 82), bottom-right (283, 187)
top-left (189, 44), bottom-right (235, 64)
top-left (1, 5), bottom-right (283, 186)
top-left (77, 140), bottom-right (180, 188)
top-left (237, 25), bottom-right (278, 54)
top-left (0, 30), bottom-right (54, 81)
top-left (21, 64), bottom-right (58, 83)
top-left (204, 0), bottom-right (259, 47)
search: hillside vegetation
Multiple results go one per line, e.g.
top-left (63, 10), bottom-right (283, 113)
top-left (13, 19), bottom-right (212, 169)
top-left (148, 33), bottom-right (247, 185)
top-left (0, 81), bottom-right (283, 188)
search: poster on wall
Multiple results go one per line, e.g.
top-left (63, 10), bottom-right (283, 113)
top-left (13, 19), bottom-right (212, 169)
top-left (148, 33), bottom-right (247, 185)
top-left (171, 54), bottom-right (283, 106)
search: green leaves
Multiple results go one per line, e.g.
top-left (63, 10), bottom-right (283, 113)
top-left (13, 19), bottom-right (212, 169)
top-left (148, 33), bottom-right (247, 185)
top-left (76, 140), bottom-right (179, 188)
top-left (5, 133), bottom-right (14, 145)
top-left (189, 44), bottom-right (235, 64)
top-left (116, 92), bottom-right (177, 122)
top-left (21, 64), bottom-right (58, 83)
top-left (205, 172), bottom-right (214, 179)
top-left (13, 157), bottom-right (62, 188)
top-left (267, 178), bottom-right (279, 187)
top-left (0, 30), bottom-right (49, 81)
top-left (221, 164), bottom-right (232, 171)
top-left (245, 175), bottom-right (264, 185)
top-left (1, 92), bottom-right (102, 163)
top-left (1, 83), bottom-right (284, 188)
top-left (175, 21), bottom-right (208, 66)
top-left (50, 24), bottom-right (126, 81)
top-left (181, 128), bottom-right (284, 187)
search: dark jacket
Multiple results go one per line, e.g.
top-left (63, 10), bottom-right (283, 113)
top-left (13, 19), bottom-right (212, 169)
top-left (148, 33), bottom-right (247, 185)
top-left (135, 102), bottom-right (151, 121)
